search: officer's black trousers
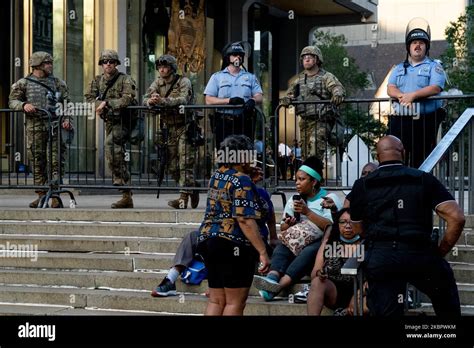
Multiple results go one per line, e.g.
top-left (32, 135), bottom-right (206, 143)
top-left (212, 112), bottom-right (255, 149)
top-left (363, 244), bottom-right (461, 317)
top-left (388, 108), bottom-right (446, 169)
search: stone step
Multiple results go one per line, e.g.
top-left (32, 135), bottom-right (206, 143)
top-left (460, 229), bottom-right (473, 245)
top-left (451, 263), bottom-right (474, 284)
top-left (408, 304), bottom-right (474, 316)
top-left (446, 245), bottom-right (474, 264)
top-left (0, 269), bottom-right (308, 298)
top-left (0, 209), bottom-right (205, 223)
top-left (0, 285), bottom-right (308, 315)
top-left (0, 221), bottom-right (199, 238)
top-left (0, 252), bottom-right (173, 271)
top-left (0, 303), bottom-right (163, 316)
top-left (458, 284), bottom-right (474, 305)
top-left (0, 234), bottom-right (181, 254)
top-left (2, 209), bottom-right (471, 226)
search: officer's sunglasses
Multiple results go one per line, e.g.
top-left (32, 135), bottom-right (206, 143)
top-left (302, 54), bottom-right (316, 60)
top-left (101, 59), bottom-right (117, 65)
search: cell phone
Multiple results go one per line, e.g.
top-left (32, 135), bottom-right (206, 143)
top-left (292, 195), bottom-right (301, 221)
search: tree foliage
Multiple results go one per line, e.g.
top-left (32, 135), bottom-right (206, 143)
top-left (313, 30), bottom-right (386, 148)
top-left (441, 5), bottom-right (474, 93)
top-left (312, 30), bottom-right (370, 96)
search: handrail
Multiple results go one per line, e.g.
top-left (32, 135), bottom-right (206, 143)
top-left (419, 108), bottom-right (474, 173)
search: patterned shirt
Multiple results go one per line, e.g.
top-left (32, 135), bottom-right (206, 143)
top-left (256, 188), bottom-right (274, 241)
top-left (198, 166), bottom-right (261, 246)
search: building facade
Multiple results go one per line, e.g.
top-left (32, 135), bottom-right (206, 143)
top-left (1, 0), bottom-right (377, 175)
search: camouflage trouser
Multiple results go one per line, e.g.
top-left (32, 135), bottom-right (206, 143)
top-left (299, 117), bottom-right (330, 161)
top-left (157, 122), bottom-right (195, 193)
top-left (105, 121), bottom-right (130, 183)
top-left (26, 118), bottom-right (66, 187)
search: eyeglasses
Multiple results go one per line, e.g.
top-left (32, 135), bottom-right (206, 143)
top-left (101, 59), bottom-right (117, 65)
top-left (156, 60), bottom-right (170, 67)
top-left (338, 220), bottom-right (353, 226)
top-left (302, 54), bottom-right (316, 60)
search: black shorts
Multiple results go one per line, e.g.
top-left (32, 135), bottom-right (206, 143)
top-left (199, 237), bottom-right (258, 288)
top-left (332, 280), bottom-right (354, 309)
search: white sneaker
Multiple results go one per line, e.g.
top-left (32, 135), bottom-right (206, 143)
top-left (294, 284), bottom-right (310, 303)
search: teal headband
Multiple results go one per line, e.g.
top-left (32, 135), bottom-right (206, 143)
top-left (299, 165), bottom-right (322, 181)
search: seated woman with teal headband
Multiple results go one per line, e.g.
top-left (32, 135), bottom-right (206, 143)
top-left (253, 156), bottom-right (342, 301)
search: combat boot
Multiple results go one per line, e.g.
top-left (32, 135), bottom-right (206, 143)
top-left (51, 197), bottom-right (62, 208)
top-left (168, 193), bottom-right (189, 209)
top-left (190, 182), bottom-right (200, 209)
top-left (29, 191), bottom-right (46, 208)
top-left (111, 191), bottom-right (134, 209)
top-left (113, 177), bottom-right (125, 186)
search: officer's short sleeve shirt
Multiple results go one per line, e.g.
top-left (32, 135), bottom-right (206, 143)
top-left (204, 67), bottom-right (263, 114)
top-left (388, 58), bottom-right (446, 113)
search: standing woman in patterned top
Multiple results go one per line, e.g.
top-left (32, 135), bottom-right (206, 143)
top-left (197, 135), bottom-right (270, 315)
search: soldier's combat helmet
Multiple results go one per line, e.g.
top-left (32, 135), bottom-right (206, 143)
top-left (405, 17), bottom-right (431, 55)
top-left (155, 54), bottom-right (178, 72)
top-left (98, 49), bottom-right (121, 65)
top-left (300, 46), bottom-right (323, 64)
top-left (29, 51), bottom-right (53, 67)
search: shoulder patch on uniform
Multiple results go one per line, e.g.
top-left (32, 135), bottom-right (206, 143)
top-left (434, 64), bottom-right (444, 74)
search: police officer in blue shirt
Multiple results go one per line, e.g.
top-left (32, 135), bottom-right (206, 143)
top-left (204, 42), bottom-right (263, 148)
top-left (387, 18), bottom-right (446, 168)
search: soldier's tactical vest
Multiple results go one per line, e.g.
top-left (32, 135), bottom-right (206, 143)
top-left (362, 166), bottom-right (433, 245)
top-left (295, 69), bottom-right (333, 119)
top-left (94, 73), bottom-right (138, 126)
top-left (24, 76), bottom-right (63, 118)
top-left (156, 75), bottom-right (192, 127)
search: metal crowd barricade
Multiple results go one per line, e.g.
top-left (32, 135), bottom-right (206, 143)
top-left (272, 95), bottom-right (474, 209)
top-left (1, 103), bottom-right (269, 202)
top-left (1, 96), bottom-right (473, 213)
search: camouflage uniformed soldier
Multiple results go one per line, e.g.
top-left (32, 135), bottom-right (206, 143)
top-left (283, 46), bottom-right (345, 160)
top-left (85, 49), bottom-right (137, 209)
top-left (9, 51), bottom-right (72, 208)
top-left (143, 54), bottom-right (199, 209)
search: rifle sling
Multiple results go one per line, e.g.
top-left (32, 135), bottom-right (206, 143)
top-left (99, 72), bottom-right (123, 101)
top-left (164, 74), bottom-right (180, 98)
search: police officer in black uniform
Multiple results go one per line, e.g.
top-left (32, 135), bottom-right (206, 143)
top-left (348, 135), bottom-right (465, 317)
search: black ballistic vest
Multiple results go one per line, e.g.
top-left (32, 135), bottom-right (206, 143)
top-left (362, 166), bottom-right (433, 244)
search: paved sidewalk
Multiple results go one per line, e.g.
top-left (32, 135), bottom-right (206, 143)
top-left (0, 191), bottom-right (294, 211)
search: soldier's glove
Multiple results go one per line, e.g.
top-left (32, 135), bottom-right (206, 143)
top-left (244, 98), bottom-right (255, 112)
top-left (331, 94), bottom-right (344, 106)
top-left (280, 96), bottom-right (291, 107)
top-left (228, 97), bottom-right (245, 105)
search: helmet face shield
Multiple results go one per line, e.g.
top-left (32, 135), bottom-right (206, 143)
top-left (405, 17), bottom-right (431, 40)
top-left (226, 43), bottom-right (246, 57)
top-left (405, 18), bottom-right (431, 53)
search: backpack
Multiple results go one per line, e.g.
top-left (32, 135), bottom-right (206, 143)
top-left (180, 259), bottom-right (208, 285)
